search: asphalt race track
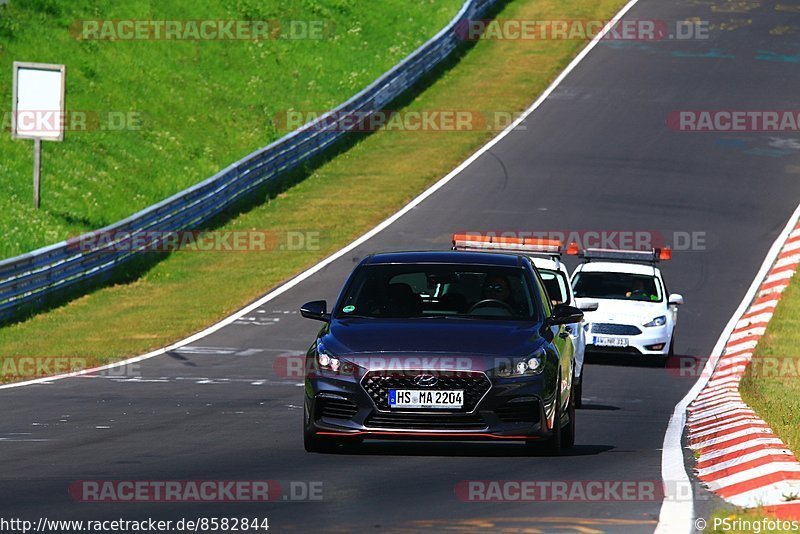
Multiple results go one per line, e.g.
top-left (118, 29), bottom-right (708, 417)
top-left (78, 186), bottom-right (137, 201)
top-left (3, 0), bottom-right (800, 532)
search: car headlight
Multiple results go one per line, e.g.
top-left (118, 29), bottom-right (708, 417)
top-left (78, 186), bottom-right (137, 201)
top-left (316, 342), bottom-right (341, 372)
top-left (497, 348), bottom-right (546, 377)
top-left (643, 315), bottom-right (667, 327)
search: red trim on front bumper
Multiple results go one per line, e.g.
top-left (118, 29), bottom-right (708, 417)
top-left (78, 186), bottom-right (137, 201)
top-left (316, 430), bottom-right (539, 440)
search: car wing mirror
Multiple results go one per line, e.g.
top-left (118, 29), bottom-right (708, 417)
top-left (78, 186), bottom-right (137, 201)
top-left (668, 294), bottom-right (684, 306)
top-left (300, 300), bottom-right (331, 322)
top-left (578, 300), bottom-right (599, 312)
top-left (548, 304), bottom-right (584, 326)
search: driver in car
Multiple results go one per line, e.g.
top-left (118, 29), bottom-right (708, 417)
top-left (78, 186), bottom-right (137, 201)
top-left (625, 278), bottom-right (650, 300)
top-left (480, 275), bottom-right (518, 311)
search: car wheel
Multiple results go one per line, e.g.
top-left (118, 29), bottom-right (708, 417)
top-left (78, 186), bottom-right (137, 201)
top-left (561, 377), bottom-right (576, 449)
top-left (526, 372), bottom-right (574, 456)
top-left (303, 405), bottom-right (339, 453)
top-left (658, 337), bottom-right (674, 367)
top-left (303, 426), bottom-right (340, 453)
top-left (574, 372), bottom-right (583, 409)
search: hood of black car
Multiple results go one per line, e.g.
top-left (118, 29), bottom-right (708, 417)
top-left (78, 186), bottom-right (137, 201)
top-left (322, 317), bottom-right (543, 359)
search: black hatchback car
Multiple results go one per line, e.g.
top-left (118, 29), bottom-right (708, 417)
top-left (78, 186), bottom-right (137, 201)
top-left (300, 251), bottom-right (583, 454)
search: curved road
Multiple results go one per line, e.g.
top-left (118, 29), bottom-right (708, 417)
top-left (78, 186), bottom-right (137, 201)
top-left (4, 0), bottom-right (800, 532)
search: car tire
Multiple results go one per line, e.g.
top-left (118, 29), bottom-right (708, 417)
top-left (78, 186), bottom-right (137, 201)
top-left (303, 426), bottom-right (339, 453)
top-left (303, 404), bottom-right (340, 453)
top-left (658, 337), bottom-right (674, 367)
top-left (526, 372), bottom-right (574, 455)
top-left (561, 377), bottom-right (576, 449)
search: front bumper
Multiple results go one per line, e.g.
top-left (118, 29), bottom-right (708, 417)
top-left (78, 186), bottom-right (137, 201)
top-left (586, 325), bottom-right (672, 356)
top-left (304, 370), bottom-right (556, 441)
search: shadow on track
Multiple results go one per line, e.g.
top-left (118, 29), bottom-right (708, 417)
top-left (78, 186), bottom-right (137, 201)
top-left (318, 442), bottom-right (614, 457)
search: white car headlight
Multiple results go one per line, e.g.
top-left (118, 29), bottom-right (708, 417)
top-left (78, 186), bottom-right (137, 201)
top-left (497, 348), bottom-right (546, 377)
top-left (316, 342), bottom-right (341, 371)
top-left (644, 315), bottom-right (667, 327)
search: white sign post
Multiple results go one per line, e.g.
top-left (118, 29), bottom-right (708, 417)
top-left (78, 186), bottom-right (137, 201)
top-left (12, 62), bottom-right (66, 209)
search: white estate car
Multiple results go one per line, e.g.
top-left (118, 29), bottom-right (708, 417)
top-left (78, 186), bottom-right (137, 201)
top-left (570, 248), bottom-right (683, 363)
top-left (452, 234), bottom-right (587, 407)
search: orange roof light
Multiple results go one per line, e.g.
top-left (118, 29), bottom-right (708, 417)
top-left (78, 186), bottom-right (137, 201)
top-left (566, 241), bottom-right (580, 255)
top-left (452, 233), bottom-right (562, 255)
top-left (659, 247), bottom-right (672, 261)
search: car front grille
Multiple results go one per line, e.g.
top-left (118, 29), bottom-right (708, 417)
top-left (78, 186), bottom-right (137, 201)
top-left (591, 323), bottom-right (642, 336)
top-left (365, 412), bottom-right (487, 430)
top-left (317, 397), bottom-right (359, 420)
top-left (362, 370), bottom-right (491, 412)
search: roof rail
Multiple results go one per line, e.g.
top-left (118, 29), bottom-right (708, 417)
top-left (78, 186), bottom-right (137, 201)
top-left (578, 247), bottom-right (672, 264)
top-left (452, 233), bottom-right (562, 259)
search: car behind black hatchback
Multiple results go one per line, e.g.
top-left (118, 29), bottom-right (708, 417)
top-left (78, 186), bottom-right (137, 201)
top-left (300, 251), bottom-right (583, 454)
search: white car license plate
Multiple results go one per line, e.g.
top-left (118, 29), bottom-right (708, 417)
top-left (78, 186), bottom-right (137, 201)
top-left (389, 389), bottom-right (464, 409)
top-left (594, 336), bottom-right (629, 347)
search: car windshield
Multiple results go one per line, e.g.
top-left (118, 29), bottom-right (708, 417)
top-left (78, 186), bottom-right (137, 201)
top-left (572, 271), bottom-right (663, 302)
top-left (336, 263), bottom-right (538, 320)
top-left (538, 268), bottom-right (570, 306)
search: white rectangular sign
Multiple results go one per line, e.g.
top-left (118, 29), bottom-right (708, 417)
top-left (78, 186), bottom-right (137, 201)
top-left (12, 62), bottom-right (66, 141)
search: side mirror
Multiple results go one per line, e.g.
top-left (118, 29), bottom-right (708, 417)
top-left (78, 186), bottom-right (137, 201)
top-left (548, 304), bottom-right (584, 326)
top-left (668, 294), bottom-right (684, 306)
top-left (578, 300), bottom-right (599, 312)
top-left (300, 300), bottom-right (330, 322)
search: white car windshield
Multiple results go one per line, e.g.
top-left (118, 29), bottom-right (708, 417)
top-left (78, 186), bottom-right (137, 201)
top-left (572, 272), bottom-right (663, 303)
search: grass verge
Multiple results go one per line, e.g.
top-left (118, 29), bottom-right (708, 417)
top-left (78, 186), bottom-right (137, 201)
top-left (740, 272), bottom-right (800, 456)
top-left (0, 0), bottom-right (628, 375)
top-left (0, 0), bottom-right (459, 258)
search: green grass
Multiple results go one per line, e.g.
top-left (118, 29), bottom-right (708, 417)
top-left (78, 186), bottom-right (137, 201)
top-left (0, 0), bottom-right (629, 371)
top-left (0, 0), bottom-right (460, 258)
top-left (740, 271), bottom-right (800, 456)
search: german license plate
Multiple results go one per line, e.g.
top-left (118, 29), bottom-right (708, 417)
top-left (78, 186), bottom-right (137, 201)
top-left (594, 336), bottom-right (629, 347)
top-left (389, 389), bottom-right (464, 409)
